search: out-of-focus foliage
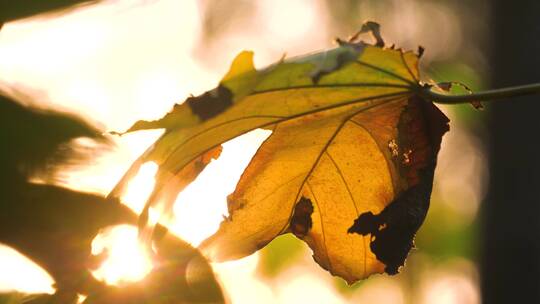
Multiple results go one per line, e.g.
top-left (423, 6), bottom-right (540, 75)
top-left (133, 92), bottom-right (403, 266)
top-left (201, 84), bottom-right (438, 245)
top-left (257, 234), bottom-right (305, 277)
top-left (0, 91), bottom-right (107, 182)
top-left (82, 232), bottom-right (224, 304)
top-left (0, 92), bottom-right (224, 303)
top-left (0, 0), bottom-right (99, 25)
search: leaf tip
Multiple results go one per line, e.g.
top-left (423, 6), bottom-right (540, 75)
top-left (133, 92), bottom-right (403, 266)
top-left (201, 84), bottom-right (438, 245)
top-left (222, 50), bottom-right (256, 82)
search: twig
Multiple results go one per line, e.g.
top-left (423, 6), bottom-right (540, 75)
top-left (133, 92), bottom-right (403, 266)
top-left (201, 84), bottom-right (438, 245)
top-left (418, 83), bottom-right (540, 104)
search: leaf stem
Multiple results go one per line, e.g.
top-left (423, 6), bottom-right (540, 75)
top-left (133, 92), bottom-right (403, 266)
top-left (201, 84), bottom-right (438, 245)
top-left (419, 83), bottom-right (540, 104)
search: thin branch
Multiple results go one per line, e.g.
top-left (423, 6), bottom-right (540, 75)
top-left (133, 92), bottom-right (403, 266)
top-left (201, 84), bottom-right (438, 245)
top-left (419, 83), bottom-right (540, 104)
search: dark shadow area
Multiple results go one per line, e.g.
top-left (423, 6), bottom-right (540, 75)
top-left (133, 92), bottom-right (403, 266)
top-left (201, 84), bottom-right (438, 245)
top-left (0, 92), bottom-right (127, 301)
top-left (482, 0), bottom-right (540, 302)
top-left (0, 1), bottom-right (99, 24)
top-left (0, 93), bottom-right (225, 303)
top-left (0, 91), bottom-right (106, 183)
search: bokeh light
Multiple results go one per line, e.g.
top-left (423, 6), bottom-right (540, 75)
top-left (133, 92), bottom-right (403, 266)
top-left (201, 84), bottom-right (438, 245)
top-left (91, 225), bottom-right (153, 285)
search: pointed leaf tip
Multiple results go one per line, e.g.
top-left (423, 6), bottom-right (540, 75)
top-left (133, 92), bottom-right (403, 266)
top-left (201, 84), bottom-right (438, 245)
top-left (221, 51), bottom-right (255, 82)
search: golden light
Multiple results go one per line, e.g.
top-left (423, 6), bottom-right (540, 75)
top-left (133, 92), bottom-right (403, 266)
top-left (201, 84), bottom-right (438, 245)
top-left (0, 1), bottom-right (484, 303)
top-left (120, 161), bottom-right (158, 214)
top-left (91, 225), bottom-right (153, 285)
top-left (0, 246), bottom-right (55, 294)
top-left (170, 129), bottom-right (271, 246)
top-left (88, 162), bottom-right (158, 285)
top-left (256, 0), bottom-right (326, 46)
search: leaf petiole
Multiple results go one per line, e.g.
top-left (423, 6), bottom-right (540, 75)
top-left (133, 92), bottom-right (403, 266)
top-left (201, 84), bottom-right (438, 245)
top-left (419, 82), bottom-right (540, 104)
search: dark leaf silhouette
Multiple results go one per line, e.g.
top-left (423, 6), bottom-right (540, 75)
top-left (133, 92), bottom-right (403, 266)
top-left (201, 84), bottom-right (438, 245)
top-left (0, 91), bottom-right (107, 180)
top-left (0, 1), bottom-right (99, 25)
top-left (0, 92), bottom-right (224, 303)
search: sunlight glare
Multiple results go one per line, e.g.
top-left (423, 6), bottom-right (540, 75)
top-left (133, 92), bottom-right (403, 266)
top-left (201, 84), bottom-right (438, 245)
top-left (132, 69), bottom-right (188, 121)
top-left (121, 161), bottom-right (158, 214)
top-left (0, 1), bottom-right (483, 303)
top-left (88, 162), bottom-right (158, 285)
top-left (0, 245), bottom-right (54, 294)
top-left (91, 225), bottom-right (153, 285)
top-left (171, 129), bottom-right (272, 246)
top-left (256, 0), bottom-right (324, 46)
top-left (60, 129), bottom-right (163, 195)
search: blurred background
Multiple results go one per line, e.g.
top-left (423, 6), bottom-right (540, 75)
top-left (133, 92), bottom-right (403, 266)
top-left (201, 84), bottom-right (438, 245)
top-left (0, 0), bottom-right (538, 303)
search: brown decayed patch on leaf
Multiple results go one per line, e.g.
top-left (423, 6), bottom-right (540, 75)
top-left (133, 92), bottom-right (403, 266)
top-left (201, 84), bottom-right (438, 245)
top-left (348, 96), bottom-right (449, 274)
top-left (290, 197), bottom-right (314, 239)
top-left (187, 85), bottom-right (234, 121)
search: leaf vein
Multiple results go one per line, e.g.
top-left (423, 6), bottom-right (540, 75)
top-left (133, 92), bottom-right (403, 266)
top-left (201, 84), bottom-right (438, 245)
top-left (162, 92), bottom-right (410, 170)
top-left (348, 119), bottom-right (397, 197)
top-left (250, 83), bottom-right (411, 95)
top-left (306, 182), bottom-right (334, 273)
top-left (325, 150), bottom-right (367, 278)
top-left (399, 52), bottom-right (418, 83)
top-left (354, 60), bottom-right (415, 85)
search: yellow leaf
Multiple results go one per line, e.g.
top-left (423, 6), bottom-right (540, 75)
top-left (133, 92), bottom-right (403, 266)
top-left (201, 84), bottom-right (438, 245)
top-left (201, 95), bottom-right (448, 283)
top-left (110, 26), bottom-right (449, 283)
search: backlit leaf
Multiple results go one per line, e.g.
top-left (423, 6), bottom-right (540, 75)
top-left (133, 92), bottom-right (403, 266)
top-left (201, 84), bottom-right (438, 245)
top-left (111, 26), bottom-right (449, 283)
